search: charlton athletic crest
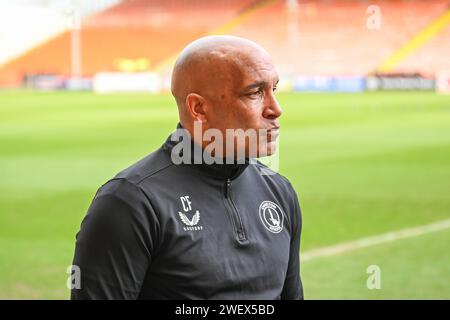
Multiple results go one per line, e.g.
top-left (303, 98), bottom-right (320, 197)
top-left (259, 201), bottom-right (284, 233)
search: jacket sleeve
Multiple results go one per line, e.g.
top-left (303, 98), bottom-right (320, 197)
top-left (280, 185), bottom-right (304, 300)
top-left (70, 179), bottom-right (160, 300)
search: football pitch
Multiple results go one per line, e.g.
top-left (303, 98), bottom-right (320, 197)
top-left (0, 90), bottom-right (449, 299)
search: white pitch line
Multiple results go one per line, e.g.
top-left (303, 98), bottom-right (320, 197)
top-left (302, 218), bottom-right (450, 262)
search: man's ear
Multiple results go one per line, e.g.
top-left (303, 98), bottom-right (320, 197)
top-left (185, 93), bottom-right (208, 123)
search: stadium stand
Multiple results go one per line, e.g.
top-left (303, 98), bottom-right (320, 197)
top-left (393, 11), bottom-right (450, 76)
top-left (230, 0), bottom-right (450, 76)
top-left (0, 0), bottom-right (256, 86)
top-left (0, 0), bottom-right (121, 85)
top-left (0, 0), bottom-right (449, 87)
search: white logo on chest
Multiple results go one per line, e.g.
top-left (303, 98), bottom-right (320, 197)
top-left (259, 201), bottom-right (284, 233)
top-left (178, 195), bottom-right (203, 231)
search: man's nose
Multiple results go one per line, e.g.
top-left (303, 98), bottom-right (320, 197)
top-left (263, 92), bottom-right (283, 120)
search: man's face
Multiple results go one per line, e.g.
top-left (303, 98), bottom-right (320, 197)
top-left (204, 49), bottom-right (283, 159)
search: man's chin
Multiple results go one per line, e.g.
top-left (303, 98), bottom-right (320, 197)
top-left (254, 142), bottom-right (277, 158)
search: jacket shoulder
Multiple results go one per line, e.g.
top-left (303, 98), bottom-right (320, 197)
top-left (253, 160), bottom-right (296, 191)
top-left (113, 147), bottom-right (175, 185)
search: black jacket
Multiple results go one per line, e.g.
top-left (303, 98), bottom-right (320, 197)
top-left (71, 125), bottom-right (303, 299)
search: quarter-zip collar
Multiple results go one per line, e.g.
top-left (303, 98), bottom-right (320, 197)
top-left (162, 123), bottom-right (250, 181)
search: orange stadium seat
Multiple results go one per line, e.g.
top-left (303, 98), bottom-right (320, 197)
top-left (230, 0), bottom-right (449, 76)
top-left (0, 0), bottom-right (256, 86)
top-left (0, 0), bottom-right (449, 86)
top-left (394, 22), bottom-right (450, 76)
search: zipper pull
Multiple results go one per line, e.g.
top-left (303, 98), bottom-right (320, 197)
top-left (225, 178), bottom-right (231, 198)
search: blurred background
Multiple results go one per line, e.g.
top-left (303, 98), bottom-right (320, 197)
top-left (0, 0), bottom-right (449, 299)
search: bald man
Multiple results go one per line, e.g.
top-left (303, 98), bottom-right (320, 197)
top-left (71, 36), bottom-right (303, 300)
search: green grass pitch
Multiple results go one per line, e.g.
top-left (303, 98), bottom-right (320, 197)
top-left (0, 90), bottom-right (449, 299)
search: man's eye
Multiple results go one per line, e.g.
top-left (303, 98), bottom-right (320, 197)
top-left (273, 86), bottom-right (278, 93)
top-left (248, 89), bottom-right (263, 98)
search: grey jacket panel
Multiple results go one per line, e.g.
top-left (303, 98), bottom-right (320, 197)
top-left (71, 126), bottom-right (303, 300)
